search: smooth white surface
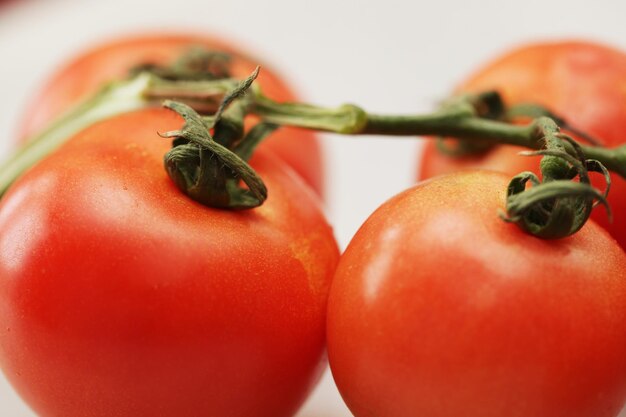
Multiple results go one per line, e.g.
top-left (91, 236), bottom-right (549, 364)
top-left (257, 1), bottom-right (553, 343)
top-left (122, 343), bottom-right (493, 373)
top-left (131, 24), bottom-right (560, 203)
top-left (0, 0), bottom-right (625, 416)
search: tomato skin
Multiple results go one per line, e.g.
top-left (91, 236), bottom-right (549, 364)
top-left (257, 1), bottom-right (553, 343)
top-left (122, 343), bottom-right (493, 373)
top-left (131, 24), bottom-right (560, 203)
top-left (418, 41), bottom-right (626, 247)
top-left (0, 108), bottom-right (339, 417)
top-left (327, 170), bottom-right (626, 417)
top-left (19, 33), bottom-right (324, 196)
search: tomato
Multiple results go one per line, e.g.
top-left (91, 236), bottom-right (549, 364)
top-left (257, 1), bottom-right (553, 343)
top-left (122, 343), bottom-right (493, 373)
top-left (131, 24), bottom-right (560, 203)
top-left (0, 108), bottom-right (339, 417)
top-left (18, 33), bottom-right (324, 196)
top-left (418, 41), bottom-right (626, 247)
top-left (327, 170), bottom-right (626, 417)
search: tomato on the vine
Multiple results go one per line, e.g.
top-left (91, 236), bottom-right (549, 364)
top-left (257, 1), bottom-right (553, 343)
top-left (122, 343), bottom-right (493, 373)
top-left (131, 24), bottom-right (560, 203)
top-left (328, 170), bottom-right (626, 417)
top-left (19, 33), bottom-right (325, 196)
top-left (0, 108), bottom-right (339, 417)
top-left (418, 41), bottom-right (626, 247)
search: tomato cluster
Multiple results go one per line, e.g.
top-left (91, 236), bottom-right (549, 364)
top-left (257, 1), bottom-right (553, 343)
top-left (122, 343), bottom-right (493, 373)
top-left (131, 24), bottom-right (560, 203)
top-left (2, 34), bottom-right (626, 417)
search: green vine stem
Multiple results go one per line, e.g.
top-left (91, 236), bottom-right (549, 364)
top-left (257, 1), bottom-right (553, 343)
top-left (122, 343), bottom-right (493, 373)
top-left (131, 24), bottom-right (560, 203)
top-left (252, 93), bottom-right (626, 177)
top-left (0, 73), bottom-right (240, 197)
top-left (0, 60), bottom-right (621, 239)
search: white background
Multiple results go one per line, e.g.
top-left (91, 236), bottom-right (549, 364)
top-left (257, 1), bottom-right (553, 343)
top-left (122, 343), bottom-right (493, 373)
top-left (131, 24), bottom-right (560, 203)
top-left (1, 0), bottom-right (626, 416)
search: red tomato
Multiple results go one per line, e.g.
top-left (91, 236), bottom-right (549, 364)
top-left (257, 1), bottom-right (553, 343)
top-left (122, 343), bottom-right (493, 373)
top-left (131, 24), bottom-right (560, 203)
top-left (0, 108), bottom-right (339, 417)
top-left (327, 170), bottom-right (626, 417)
top-left (19, 33), bottom-right (325, 196)
top-left (418, 41), bottom-right (626, 247)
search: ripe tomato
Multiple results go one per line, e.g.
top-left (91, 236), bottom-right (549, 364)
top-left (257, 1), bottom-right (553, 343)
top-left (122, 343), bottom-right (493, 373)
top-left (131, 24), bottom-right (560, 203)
top-left (418, 41), bottom-right (626, 247)
top-left (327, 170), bottom-right (626, 417)
top-left (0, 108), bottom-right (339, 417)
top-left (18, 33), bottom-right (324, 196)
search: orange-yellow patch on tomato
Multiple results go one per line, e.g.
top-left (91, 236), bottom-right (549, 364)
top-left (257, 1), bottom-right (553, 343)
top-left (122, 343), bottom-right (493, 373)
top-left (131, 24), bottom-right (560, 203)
top-left (289, 231), bottom-right (332, 298)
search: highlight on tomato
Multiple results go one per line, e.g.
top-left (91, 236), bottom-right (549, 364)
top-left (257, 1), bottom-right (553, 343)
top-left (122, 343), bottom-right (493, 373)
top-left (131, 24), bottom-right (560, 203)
top-left (417, 40), bottom-right (626, 248)
top-left (327, 170), bottom-right (626, 417)
top-left (18, 33), bottom-right (325, 196)
top-left (0, 107), bottom-right (339, 417)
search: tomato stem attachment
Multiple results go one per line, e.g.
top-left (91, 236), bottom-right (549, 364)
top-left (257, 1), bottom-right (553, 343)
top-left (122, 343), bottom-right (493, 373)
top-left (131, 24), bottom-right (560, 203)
top-left (161, 101), bottom-right (267, 209)
top-left (159, 68), bottom-right (272, 209)
top-left (500, 118), bottom-right (611, 238)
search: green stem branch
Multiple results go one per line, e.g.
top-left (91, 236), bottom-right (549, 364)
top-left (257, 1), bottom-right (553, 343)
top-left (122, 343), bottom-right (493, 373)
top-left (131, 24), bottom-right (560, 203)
top-left (254, 95), bottom-right (626, 179)
top-left (0, 73), bottom-right (239, 197)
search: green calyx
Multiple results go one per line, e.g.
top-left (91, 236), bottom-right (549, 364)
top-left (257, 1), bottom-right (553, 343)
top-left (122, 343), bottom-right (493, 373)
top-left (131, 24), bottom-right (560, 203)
top-left (160, 68), bottom-right (276, 209)
top-left (161, 101), bottom-right (267, 209)
top-left (500, 120), bottom-right (611, 239)
top-left (503, 175), bottom-right (610, 239)
top-left (130, 48), bottom-right (233, 81)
